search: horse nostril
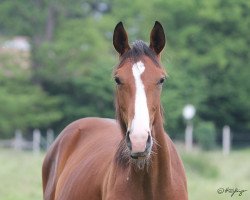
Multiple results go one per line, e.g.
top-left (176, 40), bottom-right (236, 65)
top-left (146, 135), bottom-right (152, 151)
top-left (126, 131), bottom-right (132, 150)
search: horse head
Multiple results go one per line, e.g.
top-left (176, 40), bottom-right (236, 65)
top-left (113, 21), bottom-right (166, 161)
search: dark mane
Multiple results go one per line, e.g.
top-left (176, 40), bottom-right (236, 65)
top-left (118, 40), bottom-right (160, 67)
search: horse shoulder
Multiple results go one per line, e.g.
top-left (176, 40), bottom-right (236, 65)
top-left (42, 117), bottom-right (121, 200)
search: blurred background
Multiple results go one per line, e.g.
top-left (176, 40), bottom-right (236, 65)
top-left (0, 0), bottom-right (249, 200)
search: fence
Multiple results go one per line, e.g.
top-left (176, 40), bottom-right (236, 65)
top-left (0, 125), bottom-right (248, 155)
top-left (0, 129), bottom-right (54, 153)
top-left (184, 125), bottom-right (233, 154)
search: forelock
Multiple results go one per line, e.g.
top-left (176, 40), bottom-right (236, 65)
top-left (118, 40), bottom-right (160, 67)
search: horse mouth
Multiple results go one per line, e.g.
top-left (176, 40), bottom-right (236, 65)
top-left (130, 152), bottom-right (149, 159)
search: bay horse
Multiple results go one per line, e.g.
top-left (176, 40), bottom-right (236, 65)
top-left (42, 21), bottom-right (188, 200)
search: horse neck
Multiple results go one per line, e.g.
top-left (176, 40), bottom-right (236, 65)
top-left (106, 108), bottom-right (174, 199)
top-left (129, 109), bottom-right (172, 195)
top-left (151, 108), bottom-right (172, 177)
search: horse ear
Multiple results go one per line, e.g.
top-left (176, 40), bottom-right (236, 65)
top-left (149, 21), bottom-right (166, 55)
top-left (113, 22), bottom-right (130, 55)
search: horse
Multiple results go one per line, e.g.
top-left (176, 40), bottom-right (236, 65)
top-left (42, 21), bottom-right (188, 200)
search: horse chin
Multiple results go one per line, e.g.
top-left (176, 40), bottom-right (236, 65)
top-left (130, 154), bottom-right (151, 170)
top-left (130, 151), bottom-right (151, 170)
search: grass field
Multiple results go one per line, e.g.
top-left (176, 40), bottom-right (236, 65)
top-left (0, 147), bottom-right (249, 200)
top-left (182, 148), bottom-right (250, 200)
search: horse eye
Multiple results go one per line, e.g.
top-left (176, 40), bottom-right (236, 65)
top-left (158, 77), bottom-right (165, 85)
top-left (114, 77), bottom-right (122, 85)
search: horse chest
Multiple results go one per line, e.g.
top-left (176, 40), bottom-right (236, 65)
top-left (54, 168), bottom-right (102, 200)
top-left (101, 167), bottom-right (156, 200)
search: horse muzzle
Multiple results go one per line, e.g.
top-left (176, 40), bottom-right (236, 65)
top-left (126, 130), bottom-right (152, 159)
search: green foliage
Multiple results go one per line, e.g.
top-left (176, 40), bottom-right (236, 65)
top-left (0, 51), bottom-right (62, 137)
top-left (194, 121), bottom-right (217, 150)
top-left (0, 0), bottom-right (249, 140)
top-left (148, 0), bottom-right (250, 135)
top-left (0, 81), bottom-right (62, 137)
top-left (35, 17), bottom-right (116, 131)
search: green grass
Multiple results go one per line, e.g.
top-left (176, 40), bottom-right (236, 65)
top-left (0, 149), bottom-right (43, 200)
top-left (183, 148), bottom-right (250, 200)
top-left (0, 148), bottom-right (249, 200)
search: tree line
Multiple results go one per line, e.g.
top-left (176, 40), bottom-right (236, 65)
top-left (0, 0), bottom-right (249, 146)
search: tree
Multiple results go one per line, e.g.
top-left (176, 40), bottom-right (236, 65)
top-left (0, 0), bottom-right (249, 142)
top-left (0, 50), bottom-right (62, 137)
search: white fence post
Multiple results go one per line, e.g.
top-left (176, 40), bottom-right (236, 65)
top-left (222, 125), bottom-right (231, 155)
top-left (14, 129), bottom-right (23, 151)
top-left (33, 129), bottom-right (41, 154)
top-left (185, 122), bottom-right (193, 151)
top-left (46, 129), bottom-right (54, 150)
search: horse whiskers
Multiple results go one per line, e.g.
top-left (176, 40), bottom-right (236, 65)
top-left (150, 149), bottom-right (158, 156)
top-left (152, 137), bottom-right (161, 148)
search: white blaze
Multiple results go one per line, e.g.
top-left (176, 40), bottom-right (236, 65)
top-left (130, 61), bottom-right (150, 152)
